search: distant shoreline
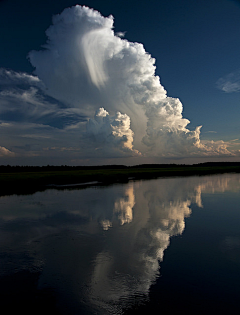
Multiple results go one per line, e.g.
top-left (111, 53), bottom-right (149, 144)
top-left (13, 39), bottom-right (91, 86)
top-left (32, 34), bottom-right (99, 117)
top-left (0, 162), bottom-right (240, 196)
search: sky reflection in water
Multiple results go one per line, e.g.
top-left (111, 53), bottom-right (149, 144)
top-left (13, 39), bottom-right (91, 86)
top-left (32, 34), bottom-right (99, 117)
top-left (0, 174), bottom-right (240, 314)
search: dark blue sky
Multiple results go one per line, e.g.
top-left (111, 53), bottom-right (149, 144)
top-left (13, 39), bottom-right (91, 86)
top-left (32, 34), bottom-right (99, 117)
top-left (0, 0), bottom-right (240, 165)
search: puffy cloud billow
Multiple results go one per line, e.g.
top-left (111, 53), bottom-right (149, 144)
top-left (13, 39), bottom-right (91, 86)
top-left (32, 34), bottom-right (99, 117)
top-left (0, 5), bottom-right (238, 161)
top-left (85, 107), bottom-right (140, 156)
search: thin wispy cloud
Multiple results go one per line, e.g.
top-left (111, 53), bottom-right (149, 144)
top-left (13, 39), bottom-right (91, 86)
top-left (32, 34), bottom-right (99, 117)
top-left (204, 131), bottom-right (217, 133)
top-left (0, 68), bottom-right (44, 88)
top-left (217, 70), bottom-right (240, 93)
top-left (0, 70), bottom-right (87, 129)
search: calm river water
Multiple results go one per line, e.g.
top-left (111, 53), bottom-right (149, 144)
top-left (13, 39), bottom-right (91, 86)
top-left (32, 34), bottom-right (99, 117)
top-left (0, 174), bottom-right (240, 314)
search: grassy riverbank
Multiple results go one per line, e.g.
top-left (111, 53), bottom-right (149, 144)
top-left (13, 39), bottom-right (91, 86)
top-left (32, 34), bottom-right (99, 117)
top-left (1, 162), bottom-right (240, 196)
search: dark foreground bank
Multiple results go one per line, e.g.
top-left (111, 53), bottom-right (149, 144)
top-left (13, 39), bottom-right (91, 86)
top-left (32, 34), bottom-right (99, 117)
top-left (0, 162), bottom-right (240, 196)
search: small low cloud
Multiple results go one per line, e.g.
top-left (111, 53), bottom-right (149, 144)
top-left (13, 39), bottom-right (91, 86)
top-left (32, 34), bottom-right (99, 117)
top-left (217, 70), bottom-right (240, 93)
top-left (204, 131), bottom-right (217, 134)
top-left (0, 146), bottom-right (15, 157)
top-left (115, 31), bottom-right (126, 38)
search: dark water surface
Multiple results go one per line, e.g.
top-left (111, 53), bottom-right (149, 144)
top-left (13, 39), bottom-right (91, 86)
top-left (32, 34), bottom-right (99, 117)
top-left (0, 174), bottom-right (240, 314)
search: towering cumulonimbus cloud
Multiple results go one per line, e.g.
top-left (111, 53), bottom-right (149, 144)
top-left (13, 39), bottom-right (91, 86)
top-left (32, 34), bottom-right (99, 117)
top-left (28, 5), bottom-right (236, 158)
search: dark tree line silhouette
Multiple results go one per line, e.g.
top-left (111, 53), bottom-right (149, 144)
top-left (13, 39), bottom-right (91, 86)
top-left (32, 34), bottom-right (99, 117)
top-left (0, 162), bottom-right (240, 173)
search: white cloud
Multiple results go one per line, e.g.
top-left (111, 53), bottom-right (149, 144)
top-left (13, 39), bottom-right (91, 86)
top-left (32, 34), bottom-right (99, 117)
top-left (217, 70), bottom-right (240, 93)
top-left (27, 5), bottom-right (238, 159)
top-left (115, 31), bottom-right (126, 38)
top-left (0, 5), bottom-right (238, 162)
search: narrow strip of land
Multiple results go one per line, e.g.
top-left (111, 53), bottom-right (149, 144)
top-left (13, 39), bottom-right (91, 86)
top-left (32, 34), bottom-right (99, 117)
top-left (0, 162), bottom-right (239, 196)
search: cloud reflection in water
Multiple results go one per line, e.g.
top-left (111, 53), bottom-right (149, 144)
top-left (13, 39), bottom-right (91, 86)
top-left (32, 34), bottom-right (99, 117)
top-left (0, 174), bottom-right (240, 314)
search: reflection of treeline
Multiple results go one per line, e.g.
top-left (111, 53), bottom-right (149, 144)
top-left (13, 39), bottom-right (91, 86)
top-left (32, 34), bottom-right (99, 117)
top-left (0, 162), bottom-right (240, 197)
top-left (131, 162), bottom-right (240, 168)
top-left (0, 164), bottom-right (127, 173)
top-left (0, 162), bottom-right (240, 173)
